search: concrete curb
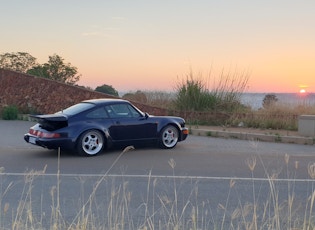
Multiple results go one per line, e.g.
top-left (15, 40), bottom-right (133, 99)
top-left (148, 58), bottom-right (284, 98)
top-left (190, 128), bottom-right (315, 145)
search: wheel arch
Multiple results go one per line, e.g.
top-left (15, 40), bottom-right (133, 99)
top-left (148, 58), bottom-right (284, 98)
top-left (159, 122), bottom-right (179, 131)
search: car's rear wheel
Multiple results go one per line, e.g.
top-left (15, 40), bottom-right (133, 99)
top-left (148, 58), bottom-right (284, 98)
top-left (159, 125), bottom-right (179, 149)
top-left (77, 130), bottom-right (104, 156)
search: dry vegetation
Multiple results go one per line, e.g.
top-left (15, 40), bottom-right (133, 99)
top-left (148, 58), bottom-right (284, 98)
top-left (2, 148), bottom-right (315, 229)
top-left (123, 70), bottom-right (315, 130)
top-left (228, 103), bottom-right (315, 131)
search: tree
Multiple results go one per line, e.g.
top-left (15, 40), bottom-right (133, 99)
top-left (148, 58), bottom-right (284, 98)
top-left (27, 65), bottom-right (49, 78)
top-left (27, 54), bottom-right (81, 85)
top-left (122, 90), bottom-right (147, 103)
top-left (95, 84), bottom-right (119, 96)
top-left (0, 52), bottom-right (37, 73)
top-left (262, 94), bottom-right (278, 108)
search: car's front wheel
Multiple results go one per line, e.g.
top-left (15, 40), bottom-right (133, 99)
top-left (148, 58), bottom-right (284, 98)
top-left (159, 125), bottom-right (179, 149)
top-left (77, 130), bottom-right (104, 156)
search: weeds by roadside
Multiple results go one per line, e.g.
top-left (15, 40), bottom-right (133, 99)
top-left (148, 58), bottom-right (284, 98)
top-left (1, 105), bottom-right (19, 120)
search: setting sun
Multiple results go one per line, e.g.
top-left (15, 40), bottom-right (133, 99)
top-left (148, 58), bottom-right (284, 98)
top-left (299, 89), bottom-right (306, 94)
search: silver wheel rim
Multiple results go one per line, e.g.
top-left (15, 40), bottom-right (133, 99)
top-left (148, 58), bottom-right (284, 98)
top-left (81, 131), bottom-right (103, 155)
top-left (162, 126), bottom-right (178, 148)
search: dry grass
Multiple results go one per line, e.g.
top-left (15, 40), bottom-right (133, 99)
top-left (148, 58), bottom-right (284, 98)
top-left (1, 146), bottom-right (315, 229)
top-left (125, 88), bottom-right (315, 130)
top-left (229, 102), bottom-right (315, 130)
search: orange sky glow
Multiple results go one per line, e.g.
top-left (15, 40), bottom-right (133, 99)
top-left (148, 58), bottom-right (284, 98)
top-left (1, 1), bottom-right (315, 93)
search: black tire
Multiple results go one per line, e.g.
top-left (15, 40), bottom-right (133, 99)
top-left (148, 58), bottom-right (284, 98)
top-left (159, 125), bottom-right (179, 149)
top-left (77, 130), bottom-right (104, 156)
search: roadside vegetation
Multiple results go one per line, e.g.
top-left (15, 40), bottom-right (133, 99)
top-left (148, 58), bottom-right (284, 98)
top-left (173, 69), bottom-right (249, 112)
top-left (2, 51), bottom-right (315, 130)
top-left (123, 71), bottom-right (315, 131)
top-left (2, 68), bottom-right (315, 130)
top-left (1, 105), bottom-right (19, 120)
top-left (1, 148), bottom-right (315, 229)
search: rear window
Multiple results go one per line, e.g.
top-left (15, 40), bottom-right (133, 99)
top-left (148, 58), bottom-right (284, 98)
top-left (58, 103), bottom-right (95, 116)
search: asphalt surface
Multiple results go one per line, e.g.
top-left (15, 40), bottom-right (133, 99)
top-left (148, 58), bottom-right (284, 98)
top-left (1, 120), bottom-right (315, 229)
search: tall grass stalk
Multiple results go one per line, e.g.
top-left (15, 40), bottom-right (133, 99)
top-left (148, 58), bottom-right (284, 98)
top-left (211, 67), bottom-right (249, 110)
top-left (0, 167), bottom-right (12, 228)
top-left (143, 170), bottom-right (154, 230)
top-left (246, 155), bottom-right (258, 230)
top-left (304, 162), bottom-right (315, 230)
top-left (219, 179), bottom-right (236, 230)
top-left (50, 148), bottom-right (63, 229)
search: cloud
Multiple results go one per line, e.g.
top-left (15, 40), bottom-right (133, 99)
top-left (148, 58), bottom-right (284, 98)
top-left (81, 25), bottom-right (119, 38)
top-left (111, 16), bottom-right (125, 21)
top-left (81, 32), bottom-right (101, 37)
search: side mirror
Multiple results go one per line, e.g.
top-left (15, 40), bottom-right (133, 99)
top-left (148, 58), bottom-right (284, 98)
top-left (140, 112), bottom-right (149, 120)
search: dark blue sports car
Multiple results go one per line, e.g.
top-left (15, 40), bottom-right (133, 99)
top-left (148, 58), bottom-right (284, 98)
top-left (24, 99), bottom-right (188, 156)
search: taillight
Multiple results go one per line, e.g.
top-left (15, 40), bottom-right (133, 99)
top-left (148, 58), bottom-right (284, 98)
top-left (29, 129), bottom-right (37, 135)
top-left (29, 128), bottom-right (61, 138)
top-left (40, 132), bottom-right (61, 138)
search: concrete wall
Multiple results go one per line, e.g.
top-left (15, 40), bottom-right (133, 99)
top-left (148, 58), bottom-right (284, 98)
top-left (298, 115), bottom-right (315, 136)
top-left (0, 69), bottom-right (167, 115)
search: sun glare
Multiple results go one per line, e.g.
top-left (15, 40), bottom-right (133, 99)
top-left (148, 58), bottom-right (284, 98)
top-left (299, 84), bottom-right (308, 94)
top-left (299, 89), bottom-right (306, 94)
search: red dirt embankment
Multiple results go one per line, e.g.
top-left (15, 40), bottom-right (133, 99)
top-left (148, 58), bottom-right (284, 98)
top-left (0, 69), bottom-right (167, 115)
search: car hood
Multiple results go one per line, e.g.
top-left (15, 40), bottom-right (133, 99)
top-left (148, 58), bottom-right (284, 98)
top-left (150, 115), bottom-right (185, 123)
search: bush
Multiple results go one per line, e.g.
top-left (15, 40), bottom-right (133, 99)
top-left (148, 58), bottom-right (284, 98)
top-left (1, 105), bottom-right (19, 120)
top-left (174, 74), bottom-right (217, 111)
top-left (262, 94), bottom-right (278, 108)
top-left (174, 69), bottom-right (249, 113)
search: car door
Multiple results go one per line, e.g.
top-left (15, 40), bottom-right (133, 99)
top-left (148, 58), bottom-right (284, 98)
top-left (106, 103), bottom-right (157, 141)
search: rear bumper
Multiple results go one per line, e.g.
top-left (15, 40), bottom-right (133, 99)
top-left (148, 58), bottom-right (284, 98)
top-left (24, 134), bottom-right (75, 150)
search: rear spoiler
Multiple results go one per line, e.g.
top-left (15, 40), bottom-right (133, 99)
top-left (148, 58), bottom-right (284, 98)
top-left (30, 114), bottom-right (68, 131)
top-left (30, 114), bottom-right (68, 121)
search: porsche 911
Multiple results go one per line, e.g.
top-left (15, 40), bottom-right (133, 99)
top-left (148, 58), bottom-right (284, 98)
top-left (24, 99), bottom-right (188, 156)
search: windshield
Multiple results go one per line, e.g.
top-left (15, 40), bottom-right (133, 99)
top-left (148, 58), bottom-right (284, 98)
top-left (58, 102), bottom-right (95, 116)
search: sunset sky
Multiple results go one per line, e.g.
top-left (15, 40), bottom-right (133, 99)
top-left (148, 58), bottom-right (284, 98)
top-left (1, 1), bottom-right (314, 93)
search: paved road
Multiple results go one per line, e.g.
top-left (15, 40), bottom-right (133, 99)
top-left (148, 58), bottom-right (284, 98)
top-left (0, 120), bottom-right (315, 229)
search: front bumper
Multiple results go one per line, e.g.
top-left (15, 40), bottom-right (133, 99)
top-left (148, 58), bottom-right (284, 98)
top-left (180, 127), bottom-right (189, 141)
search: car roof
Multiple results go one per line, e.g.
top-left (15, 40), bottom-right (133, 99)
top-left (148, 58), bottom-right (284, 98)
top-left (82, 98), bottom-right (128, 105)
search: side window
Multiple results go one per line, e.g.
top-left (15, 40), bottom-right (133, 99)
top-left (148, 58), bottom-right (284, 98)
top-left (105, 104), bottom-right (130, 118)
top-left (105, 104), bottom-right (141, 118)
top-left (127, 105), bottom-right (141, 118)
top-left (86, 107), bottom-right (109, 119)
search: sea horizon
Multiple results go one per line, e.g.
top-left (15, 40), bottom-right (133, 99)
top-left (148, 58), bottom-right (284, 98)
top-left (241, 92), bottom-right (315, 110)
top-left (118, 90), bottom-right (315, 110)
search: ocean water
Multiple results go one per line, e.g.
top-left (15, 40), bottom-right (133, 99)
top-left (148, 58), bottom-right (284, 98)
top-left (241, 93), bottom-right (315, 110)
top-left (119, 90), bottom-right (315, 111)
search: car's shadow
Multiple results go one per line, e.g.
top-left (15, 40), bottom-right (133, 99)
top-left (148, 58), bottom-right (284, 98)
top-left (29, 143), bottom-right (160, 159)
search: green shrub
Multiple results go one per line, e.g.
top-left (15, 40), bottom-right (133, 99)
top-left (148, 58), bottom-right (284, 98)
top-left (1, 105), bottom-right (19, 120)
top-left (174, 72), bottom-right (218, 111)
top-left (174, 69), bottom-right (249, 113)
